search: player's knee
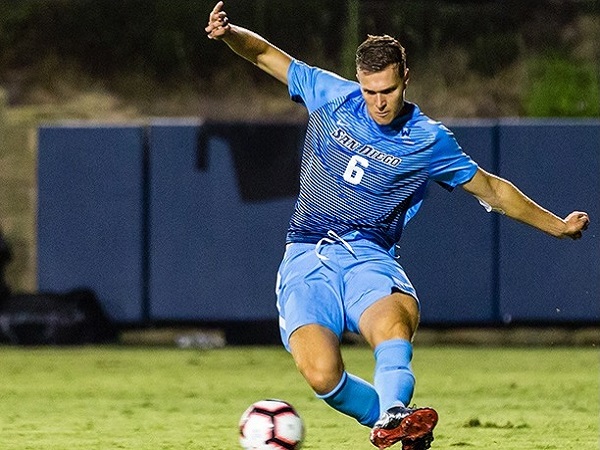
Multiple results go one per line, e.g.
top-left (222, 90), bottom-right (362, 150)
top-left (360, 293), bottom-right (420, 346)
top-left (296, 358), bottom-right (344, 395)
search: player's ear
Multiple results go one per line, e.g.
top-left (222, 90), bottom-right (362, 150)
top-left (403, 68), bottom-right (410, 86)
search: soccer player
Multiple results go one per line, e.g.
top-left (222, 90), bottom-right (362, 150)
top-left (206, 3), bottom-right (590, 449)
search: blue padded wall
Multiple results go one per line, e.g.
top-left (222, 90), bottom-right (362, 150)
top-left (399, 122), bottom-right (498, 324)
top-left (36, 120), bottom-right (599, 326)
top-left (497, 120), bottom-right (600, 322)
top-left (147, 122), bottom-right (299, 321)
top-left (37, 125), bottom-right (146, 322)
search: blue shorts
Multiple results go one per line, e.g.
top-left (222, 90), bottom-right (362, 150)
top-left (275, 233), bottom-right (419, 351)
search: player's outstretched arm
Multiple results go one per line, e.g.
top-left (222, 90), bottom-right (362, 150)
top-left (205, 1), bottom-right (292, 85)
top-left (462, 168), bottom-right (590, 240)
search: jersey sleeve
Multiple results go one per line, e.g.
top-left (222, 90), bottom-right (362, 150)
top-left (287, 59), bottom-right (359, 113)
top-left (428, 122), bottom-right (478, 190)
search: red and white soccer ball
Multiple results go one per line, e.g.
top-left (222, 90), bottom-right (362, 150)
top-left (239, 399), bottom-right (305, 450)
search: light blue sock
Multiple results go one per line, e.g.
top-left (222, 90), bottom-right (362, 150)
top-left (317, 371), bottom-right (380, 427)
top-left (374, 339), bottom-right (416, 412)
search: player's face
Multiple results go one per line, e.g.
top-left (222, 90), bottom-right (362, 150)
top-left (357, 64), bottom-right (409, 126)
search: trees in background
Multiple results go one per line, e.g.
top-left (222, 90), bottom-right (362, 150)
top-left (0, 0), bottom-right (597, 116)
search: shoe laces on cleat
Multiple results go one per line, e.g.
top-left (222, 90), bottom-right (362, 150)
top-left (373, 405), bottom-right (417, 429)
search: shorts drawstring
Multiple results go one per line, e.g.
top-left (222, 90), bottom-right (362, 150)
top-left (315, 230), bottom-right (356, 261)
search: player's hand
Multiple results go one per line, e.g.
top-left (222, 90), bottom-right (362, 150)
top-left (206, 1), bottom-right (231, 40)
top-left (560, 211), bottom-right (590, 240)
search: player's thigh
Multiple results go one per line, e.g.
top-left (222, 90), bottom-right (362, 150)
top-left (344, 241), bottom-right (419, 341)
top-left (288, 323), bottom-right (344, 394)
top-left (276, 243), bottom-right (345, 351)
top-left (358, 291), bottom-right (420, 348)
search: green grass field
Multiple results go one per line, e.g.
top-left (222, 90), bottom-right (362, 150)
top-left (0, 344), bottom-right (598, 450)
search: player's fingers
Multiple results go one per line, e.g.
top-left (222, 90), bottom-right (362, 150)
top-left (206, 21), bottom-right (230, 39)
top-left (206, 10), bottom-right (229, 38)
top-left (207, 13), bottom-right (228, 29)
top-left (211, 1), bottom-right (224, 16)
top-left (210, 11), bottom-right (227, 22)
top-left (218, 15), bottom-right (229, 26)
top-left (566, 212), bottom-right (589, 229)
top-left (207, 18), bottom-right (229, 31)
top-left (209, 10), bottom-right (229, 27)
top-left (572, 213), bottom-right (590, 232)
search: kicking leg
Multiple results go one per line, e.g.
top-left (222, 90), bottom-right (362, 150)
top-left (289, 323), bottom-right (380, 426)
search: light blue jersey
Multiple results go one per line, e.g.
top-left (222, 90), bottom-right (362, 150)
top-left (286, 60), bottom-right (478, 249)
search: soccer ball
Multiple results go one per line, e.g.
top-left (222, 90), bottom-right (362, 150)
top-left (239, 399), bottom-right (305, 450)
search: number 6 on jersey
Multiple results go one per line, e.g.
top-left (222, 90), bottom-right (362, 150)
top-left (343, 155), bottom-right (369, 185)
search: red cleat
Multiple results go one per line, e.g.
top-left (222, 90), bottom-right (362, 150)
top-left (370, 406), bottom-right (438, 449)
